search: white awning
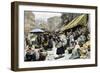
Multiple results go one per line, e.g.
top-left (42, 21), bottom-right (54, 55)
top-left (30, 28), bottom-right (44, 33)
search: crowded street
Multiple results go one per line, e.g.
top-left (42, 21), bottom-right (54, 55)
top-left (24, 26), bottom-right (90, 61)
top-left (24, 12), bottom-right (90, 62)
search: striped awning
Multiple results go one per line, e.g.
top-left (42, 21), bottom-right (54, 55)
top-left (60, 14), bottom-right (88, 32)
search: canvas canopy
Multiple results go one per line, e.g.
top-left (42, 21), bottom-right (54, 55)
top-left (60, 14), bottom-right (88, 32)
top-left (30, 28), bottom-right (44, 33)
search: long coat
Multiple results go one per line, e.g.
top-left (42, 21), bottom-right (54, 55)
top-left (56, 42), bottom-right (65, 55)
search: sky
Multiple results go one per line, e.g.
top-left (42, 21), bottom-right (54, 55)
top-left (32, 11), bottom-right (62, 22)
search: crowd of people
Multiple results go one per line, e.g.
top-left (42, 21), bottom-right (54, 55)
top-left (24, 26), bottom-right (90, 61)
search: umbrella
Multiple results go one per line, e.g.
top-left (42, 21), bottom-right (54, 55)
top-left (30, 28), bottom-right (44, 33)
